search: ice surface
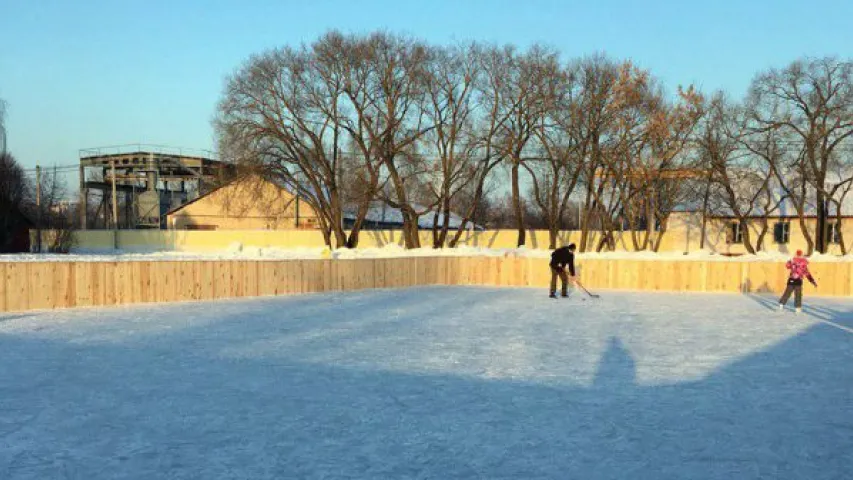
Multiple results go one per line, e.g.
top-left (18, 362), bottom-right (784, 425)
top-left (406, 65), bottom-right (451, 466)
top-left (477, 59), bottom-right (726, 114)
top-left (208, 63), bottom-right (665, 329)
top-left (1, 287), bottom-right (852, 479)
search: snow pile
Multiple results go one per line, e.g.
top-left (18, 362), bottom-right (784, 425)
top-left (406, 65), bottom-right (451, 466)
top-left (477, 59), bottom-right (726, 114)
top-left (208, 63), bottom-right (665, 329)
top-left (1, 243), bottom-right (852, 263)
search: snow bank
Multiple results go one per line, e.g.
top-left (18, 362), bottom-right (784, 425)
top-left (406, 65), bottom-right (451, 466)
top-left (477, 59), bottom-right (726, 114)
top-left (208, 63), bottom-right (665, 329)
top-left (1, 244), bottom-right (851, 263)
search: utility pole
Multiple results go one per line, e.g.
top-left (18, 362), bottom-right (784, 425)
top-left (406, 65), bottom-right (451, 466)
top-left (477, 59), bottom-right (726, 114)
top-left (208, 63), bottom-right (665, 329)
top-left (111, 160), bottom-right (118, 249)
top-left (79, 164), bottom-right (87, 230)
top-left (36, 165), bottom-right (42, 253)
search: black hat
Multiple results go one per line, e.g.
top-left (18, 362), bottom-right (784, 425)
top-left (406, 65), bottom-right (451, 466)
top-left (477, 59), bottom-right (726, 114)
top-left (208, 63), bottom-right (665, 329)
top-left (568, 243), bottom-right (576, 250)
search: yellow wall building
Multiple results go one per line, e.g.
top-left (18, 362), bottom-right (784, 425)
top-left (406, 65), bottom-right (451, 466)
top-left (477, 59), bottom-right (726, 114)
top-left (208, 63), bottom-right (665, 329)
top-left (166, 175), bottom-right (319, 230)
top-left (59, 173), bottom-right (853, 256)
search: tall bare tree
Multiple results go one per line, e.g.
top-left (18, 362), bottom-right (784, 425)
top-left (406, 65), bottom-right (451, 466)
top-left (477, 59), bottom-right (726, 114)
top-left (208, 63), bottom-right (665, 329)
top-left (217, 33), bottom-right (382, 248)
top-left (493, 45), bottom-right (560, 247)
top-left (523, 63), bottom-right (584, 249)
top-left (0, 98), bottom-right (7, 157)
top-left (0, 153), bottom-right (29, 252)
top-left (421, 44), bottom-right (483, 247)
top-left (336, 32), bottom-right (434, 248)
top-left (746, 57), bottom-right (853, 254)
top-left (639, 85), bottom-right (705, 252)
top-left (443, 46), bottom-right (516, 247)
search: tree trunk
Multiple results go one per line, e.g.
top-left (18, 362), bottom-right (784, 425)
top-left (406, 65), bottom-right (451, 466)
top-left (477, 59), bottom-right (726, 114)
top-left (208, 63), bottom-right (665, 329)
top-left (652, 225), bottom-right (667, 252)
top-left (699, 171), bottom-right (712, 250)
top-left (741, 220), bottom-right (756, 254)
top-left (511, 161), bottom-right (525, 247)
top-left (548, 223), bottom-right (558, 250)
top-left (816, 191), bottom-right (827, 254)
top-left (798, 214), bottom-right (815, 256)
top-left (755, 219), bottom-right (769, 252)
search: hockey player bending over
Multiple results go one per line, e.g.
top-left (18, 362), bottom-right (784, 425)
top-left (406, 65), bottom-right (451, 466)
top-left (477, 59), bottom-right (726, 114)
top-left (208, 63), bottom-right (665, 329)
top-left (549, 243), bottom-right (577, 298)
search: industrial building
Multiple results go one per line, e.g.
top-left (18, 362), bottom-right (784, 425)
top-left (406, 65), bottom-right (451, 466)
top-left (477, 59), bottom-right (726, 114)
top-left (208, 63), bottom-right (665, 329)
top-left (78, 145), bottom-right (235, 229)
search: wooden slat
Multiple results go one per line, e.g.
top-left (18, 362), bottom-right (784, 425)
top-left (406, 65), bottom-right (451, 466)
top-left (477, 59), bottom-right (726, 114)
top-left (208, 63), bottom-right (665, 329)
top-left (28, 263), bottom-right (53, 310)
top-left (73, 263), bottom-right (93, 307)
top-left (5, 257), bottom-right (853, 314)
top-left (256, 262), bottom-right (275, 297)
top-left (198, 262), bottom-right (215, 300)
top-left (214, 261), bottom-right (231, 299)
top-left (6, 263), bottom-right (30, 311)
top-left (137, 262), bottom-right (152, 304)
top-left (104, 262), bottom-right (118, 306)
top-left (0, 263), bottom-right (7, 312)
top-left (53, 262), bottom-right (74, 309)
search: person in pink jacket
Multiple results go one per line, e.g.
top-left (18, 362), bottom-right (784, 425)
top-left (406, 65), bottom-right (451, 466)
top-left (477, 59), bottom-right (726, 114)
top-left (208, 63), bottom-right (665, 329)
top-left (778, 250), bottom-right (817, 313)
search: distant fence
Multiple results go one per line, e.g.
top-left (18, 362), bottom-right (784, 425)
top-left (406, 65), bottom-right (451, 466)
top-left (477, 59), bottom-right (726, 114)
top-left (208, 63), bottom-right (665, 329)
top-left (1, 257), bottom-right (848, 313)
top-left (46, 228), bottom-right (693, 253)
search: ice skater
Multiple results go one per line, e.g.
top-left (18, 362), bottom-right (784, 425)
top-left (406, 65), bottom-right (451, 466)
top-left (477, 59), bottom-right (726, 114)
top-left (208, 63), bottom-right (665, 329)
top-left (778, 249), bottom-right (817, 314)
top-left (549, 243), bottom-right (577, 298)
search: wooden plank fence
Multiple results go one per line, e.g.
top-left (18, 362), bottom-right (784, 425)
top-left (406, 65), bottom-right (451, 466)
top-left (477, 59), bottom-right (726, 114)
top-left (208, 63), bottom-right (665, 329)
top-left (0, 257), bottom-right (848, 313)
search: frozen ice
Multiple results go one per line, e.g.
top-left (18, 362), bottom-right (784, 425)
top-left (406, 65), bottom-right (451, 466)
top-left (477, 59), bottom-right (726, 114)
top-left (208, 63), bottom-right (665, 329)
top-left (1, 287), bottom-right (852, 479)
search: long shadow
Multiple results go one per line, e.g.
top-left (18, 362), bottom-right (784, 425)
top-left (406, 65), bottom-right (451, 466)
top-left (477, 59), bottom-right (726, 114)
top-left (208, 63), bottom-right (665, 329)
top-left (742, 288), bottom-right (853, 333)
top-left (0, 314), bottom-right (34, 323)
top-left (1, 291), bottom-right (852, 479)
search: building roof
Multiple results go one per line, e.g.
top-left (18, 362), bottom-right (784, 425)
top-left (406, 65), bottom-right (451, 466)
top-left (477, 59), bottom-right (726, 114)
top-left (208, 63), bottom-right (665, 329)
top-left (165, 174), bottom-right (479, 229)
top-left (343, 201), bottom-right (481, 230)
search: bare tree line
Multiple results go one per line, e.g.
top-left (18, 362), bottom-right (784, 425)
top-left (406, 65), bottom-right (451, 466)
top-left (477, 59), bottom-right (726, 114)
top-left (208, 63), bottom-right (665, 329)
top-left (216, 32), bottom-right (853, 253)
top-left (0, 97), bottom-right (7, 157)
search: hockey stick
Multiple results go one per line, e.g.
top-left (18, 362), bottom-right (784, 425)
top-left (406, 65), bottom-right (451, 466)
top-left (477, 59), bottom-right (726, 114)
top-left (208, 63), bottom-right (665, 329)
top-left (575, 280), bottom-right (600, 299)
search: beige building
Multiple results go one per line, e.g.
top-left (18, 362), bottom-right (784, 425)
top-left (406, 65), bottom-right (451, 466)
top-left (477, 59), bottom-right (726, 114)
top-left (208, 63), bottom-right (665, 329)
top-left (166, 175), bottom-right (319, 230)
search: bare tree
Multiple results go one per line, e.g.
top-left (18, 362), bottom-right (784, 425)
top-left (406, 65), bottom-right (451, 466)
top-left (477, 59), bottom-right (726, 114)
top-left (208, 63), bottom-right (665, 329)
top-left (523, 63), bottom-right (584, 249)
top-left (421, 44), bottom-right (483, 247)
top-left (825, 155), bottom-right (853, 254)
top-left (0, 98), bottom-right (7, 157)
top-left (492, 45), bottom-right (560, 247)
top-left (570, 57), bottom-right (640, 252)
top-left (641, 86), bottom-right (705, 252)
top-left (444, 46), bottom-right (516, 247)
top-left (746, 57), bottom-right (853, 254)
top-left (31, 166), bottom-right (76, 252)
top-left (216, 33), bottom-right (382, 248)
top-left (0, 152), bottom-right (28, 252)
top-left (335, 32), bottom-right (434, 248)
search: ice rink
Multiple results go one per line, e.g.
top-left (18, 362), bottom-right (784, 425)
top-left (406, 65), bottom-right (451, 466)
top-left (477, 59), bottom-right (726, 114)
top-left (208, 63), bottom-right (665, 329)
top-left (1, 286), bottom-right (851, 479)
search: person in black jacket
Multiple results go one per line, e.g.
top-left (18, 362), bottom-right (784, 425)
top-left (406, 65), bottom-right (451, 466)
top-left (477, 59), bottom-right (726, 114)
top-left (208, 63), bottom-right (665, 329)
top-left (549, 243), bottom-right (576, 298)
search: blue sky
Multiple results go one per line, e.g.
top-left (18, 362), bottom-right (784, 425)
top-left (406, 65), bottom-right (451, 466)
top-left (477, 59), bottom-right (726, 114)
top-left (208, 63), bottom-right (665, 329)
top-left (1, 0), bottom-right (851, 170)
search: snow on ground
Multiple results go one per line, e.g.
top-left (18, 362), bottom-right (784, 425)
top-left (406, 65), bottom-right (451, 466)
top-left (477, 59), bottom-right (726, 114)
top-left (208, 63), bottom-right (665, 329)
top-left (2, 243), bottom-right (852, 262)
top-left (1, 287), bottom-right (852, 479)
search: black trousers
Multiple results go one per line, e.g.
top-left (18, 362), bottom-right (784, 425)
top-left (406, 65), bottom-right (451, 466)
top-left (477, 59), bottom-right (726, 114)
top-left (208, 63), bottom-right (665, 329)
top-left (550, 266), bottom-right (569, 296)
top-left (779, 282), bottom-right (803, 308)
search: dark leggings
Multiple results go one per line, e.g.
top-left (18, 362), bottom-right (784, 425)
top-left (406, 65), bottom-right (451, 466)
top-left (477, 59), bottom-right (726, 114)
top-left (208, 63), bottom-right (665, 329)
top-left (550, 267), bottom-right (569, 295)
top-left (779, 284), bottom-right (803, 308)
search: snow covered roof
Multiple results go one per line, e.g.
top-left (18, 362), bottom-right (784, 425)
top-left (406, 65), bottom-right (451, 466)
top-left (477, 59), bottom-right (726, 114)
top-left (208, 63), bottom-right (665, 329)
top-left (343, 201), bottom-right (480, 230)
top-left (676, 171), bottom-right (853, 218)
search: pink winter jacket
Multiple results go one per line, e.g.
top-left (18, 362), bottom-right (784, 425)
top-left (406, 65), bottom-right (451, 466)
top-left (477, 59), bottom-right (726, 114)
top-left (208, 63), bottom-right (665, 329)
top-left (786, 257), bottom-right (815, 285)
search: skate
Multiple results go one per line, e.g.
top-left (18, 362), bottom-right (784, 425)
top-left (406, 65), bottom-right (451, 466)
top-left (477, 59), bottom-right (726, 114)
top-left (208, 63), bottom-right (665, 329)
top-left (549, 293), bottom-right (557, 299)
top-left (795, 307), bottom-right (802, 314)
top-left (777, 304), bottom-right (784, 312)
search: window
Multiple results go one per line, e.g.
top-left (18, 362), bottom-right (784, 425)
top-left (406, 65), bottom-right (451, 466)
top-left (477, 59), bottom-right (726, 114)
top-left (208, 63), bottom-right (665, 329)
top-left (621, 216), bottom-right (648, 231)
top-left (727, 220), bottom-right (745, 244)
top-left (773, 222), bottom-right (790, 244)
top-left (827, 220), bottom-right (842, 244)
top-left (186, 224), bottom-right (217, 231)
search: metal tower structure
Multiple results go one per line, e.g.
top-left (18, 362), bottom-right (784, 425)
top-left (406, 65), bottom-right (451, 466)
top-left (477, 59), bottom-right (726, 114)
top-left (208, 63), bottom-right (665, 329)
top-left (79, 145), bottom-right (235, 229)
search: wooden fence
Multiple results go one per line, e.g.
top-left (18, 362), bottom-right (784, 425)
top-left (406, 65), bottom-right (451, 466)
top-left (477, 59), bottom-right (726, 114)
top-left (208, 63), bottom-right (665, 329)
top-left (1, 257), bottom-right (850, 313)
